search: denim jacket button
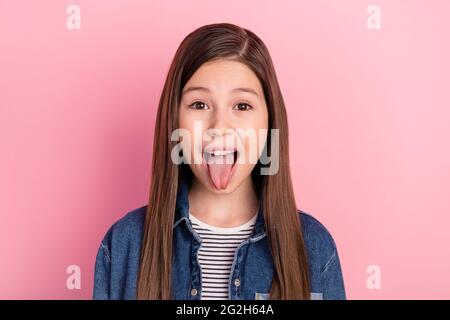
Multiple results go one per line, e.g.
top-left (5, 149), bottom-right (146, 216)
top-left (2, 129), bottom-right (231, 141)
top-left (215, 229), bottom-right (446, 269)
top-left (191, 288), bottom-right (198, 296)
top-left (234, 278), bottom-right (241, 287)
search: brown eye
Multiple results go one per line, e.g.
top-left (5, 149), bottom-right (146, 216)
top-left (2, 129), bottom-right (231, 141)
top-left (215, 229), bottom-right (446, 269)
top-left (189, 101), bottom-right (208, 110)
top-left (234, 103), bottom-right (252, 111)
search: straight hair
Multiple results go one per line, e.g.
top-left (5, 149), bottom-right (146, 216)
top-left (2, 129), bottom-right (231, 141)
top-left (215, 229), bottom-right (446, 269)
top-left (137, 23), bottom-right (310, 299)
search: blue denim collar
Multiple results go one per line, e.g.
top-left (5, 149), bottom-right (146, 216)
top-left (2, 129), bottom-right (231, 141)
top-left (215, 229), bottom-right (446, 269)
top-left (173, 177), bottom-right (267, 241)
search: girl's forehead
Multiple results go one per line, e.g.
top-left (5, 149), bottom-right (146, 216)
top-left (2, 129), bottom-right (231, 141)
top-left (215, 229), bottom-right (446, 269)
top-left (184, 59), bottom-right (264, 95)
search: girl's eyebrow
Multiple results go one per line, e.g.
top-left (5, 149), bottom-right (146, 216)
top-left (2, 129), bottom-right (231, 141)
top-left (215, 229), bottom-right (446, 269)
top-left (182, 86), bottom-right (260, 98)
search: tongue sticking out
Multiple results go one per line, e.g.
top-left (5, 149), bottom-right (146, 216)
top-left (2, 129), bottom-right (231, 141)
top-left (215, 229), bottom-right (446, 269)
top-left (205, 152), bottom-right (236, 190)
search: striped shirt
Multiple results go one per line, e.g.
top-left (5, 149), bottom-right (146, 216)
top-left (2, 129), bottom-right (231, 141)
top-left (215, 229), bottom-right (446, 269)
top-left (189, 211), bottom-right (258, 300)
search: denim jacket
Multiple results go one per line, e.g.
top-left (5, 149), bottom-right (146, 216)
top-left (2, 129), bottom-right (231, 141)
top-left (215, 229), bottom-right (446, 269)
top-left (93, 178), bottom-right (346, 300)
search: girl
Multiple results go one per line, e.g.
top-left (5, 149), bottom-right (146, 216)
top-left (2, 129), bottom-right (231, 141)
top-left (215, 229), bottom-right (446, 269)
top-left (93, 23), bottom-right (346, 300)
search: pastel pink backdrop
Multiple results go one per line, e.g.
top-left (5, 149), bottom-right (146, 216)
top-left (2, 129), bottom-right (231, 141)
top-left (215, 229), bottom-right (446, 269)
top-left (1, 0), bottom-right (449, 299)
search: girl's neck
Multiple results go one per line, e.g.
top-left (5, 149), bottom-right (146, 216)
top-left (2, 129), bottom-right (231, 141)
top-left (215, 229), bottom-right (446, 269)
top-left (188, 176), bottom-right (260, 228)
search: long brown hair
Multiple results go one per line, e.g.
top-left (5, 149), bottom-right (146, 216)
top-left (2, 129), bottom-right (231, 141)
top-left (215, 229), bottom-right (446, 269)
top-left (137, 23), bottom-right (310, 299)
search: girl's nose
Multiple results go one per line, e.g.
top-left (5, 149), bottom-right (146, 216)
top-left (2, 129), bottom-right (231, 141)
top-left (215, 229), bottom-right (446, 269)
top-left (208, 107), bottom-right (233, 134)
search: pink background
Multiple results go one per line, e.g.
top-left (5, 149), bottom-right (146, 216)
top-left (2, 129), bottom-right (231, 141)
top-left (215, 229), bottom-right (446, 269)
top-left (1, 0), bottom-right (449, 299)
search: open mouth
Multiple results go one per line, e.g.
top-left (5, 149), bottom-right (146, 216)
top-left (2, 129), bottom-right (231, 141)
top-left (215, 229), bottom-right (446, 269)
top-left (202, 149), bottom-right (239, 190)
top-left (203, 149), bottom-right (238, 164)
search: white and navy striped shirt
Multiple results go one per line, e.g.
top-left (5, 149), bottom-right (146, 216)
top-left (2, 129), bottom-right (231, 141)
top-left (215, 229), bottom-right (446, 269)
top-left (189, 211), bottom-right (258, 300)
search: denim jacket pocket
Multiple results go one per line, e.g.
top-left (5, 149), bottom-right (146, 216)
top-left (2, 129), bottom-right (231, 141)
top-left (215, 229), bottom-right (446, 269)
top-left (255, 292), bottom-right (323, 300)
top-left (255, 292), bottom-right (270, 300)
top-left (310, 292), bottom-right (323, 300)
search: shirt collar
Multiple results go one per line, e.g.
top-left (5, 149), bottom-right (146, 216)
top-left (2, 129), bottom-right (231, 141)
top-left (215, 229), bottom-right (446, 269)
top-left (173, 176), bottom-right (266, 240)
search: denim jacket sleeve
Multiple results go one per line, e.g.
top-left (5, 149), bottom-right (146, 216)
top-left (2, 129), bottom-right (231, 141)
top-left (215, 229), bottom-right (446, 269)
top-left (92, 208), bottom-right (145, 300)
top-left (300, 211), bottom-right (346, 300)
top-left (93, 229), bottom-right (113, 299)
top-left (320, 243), bottom-right (346, 299)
